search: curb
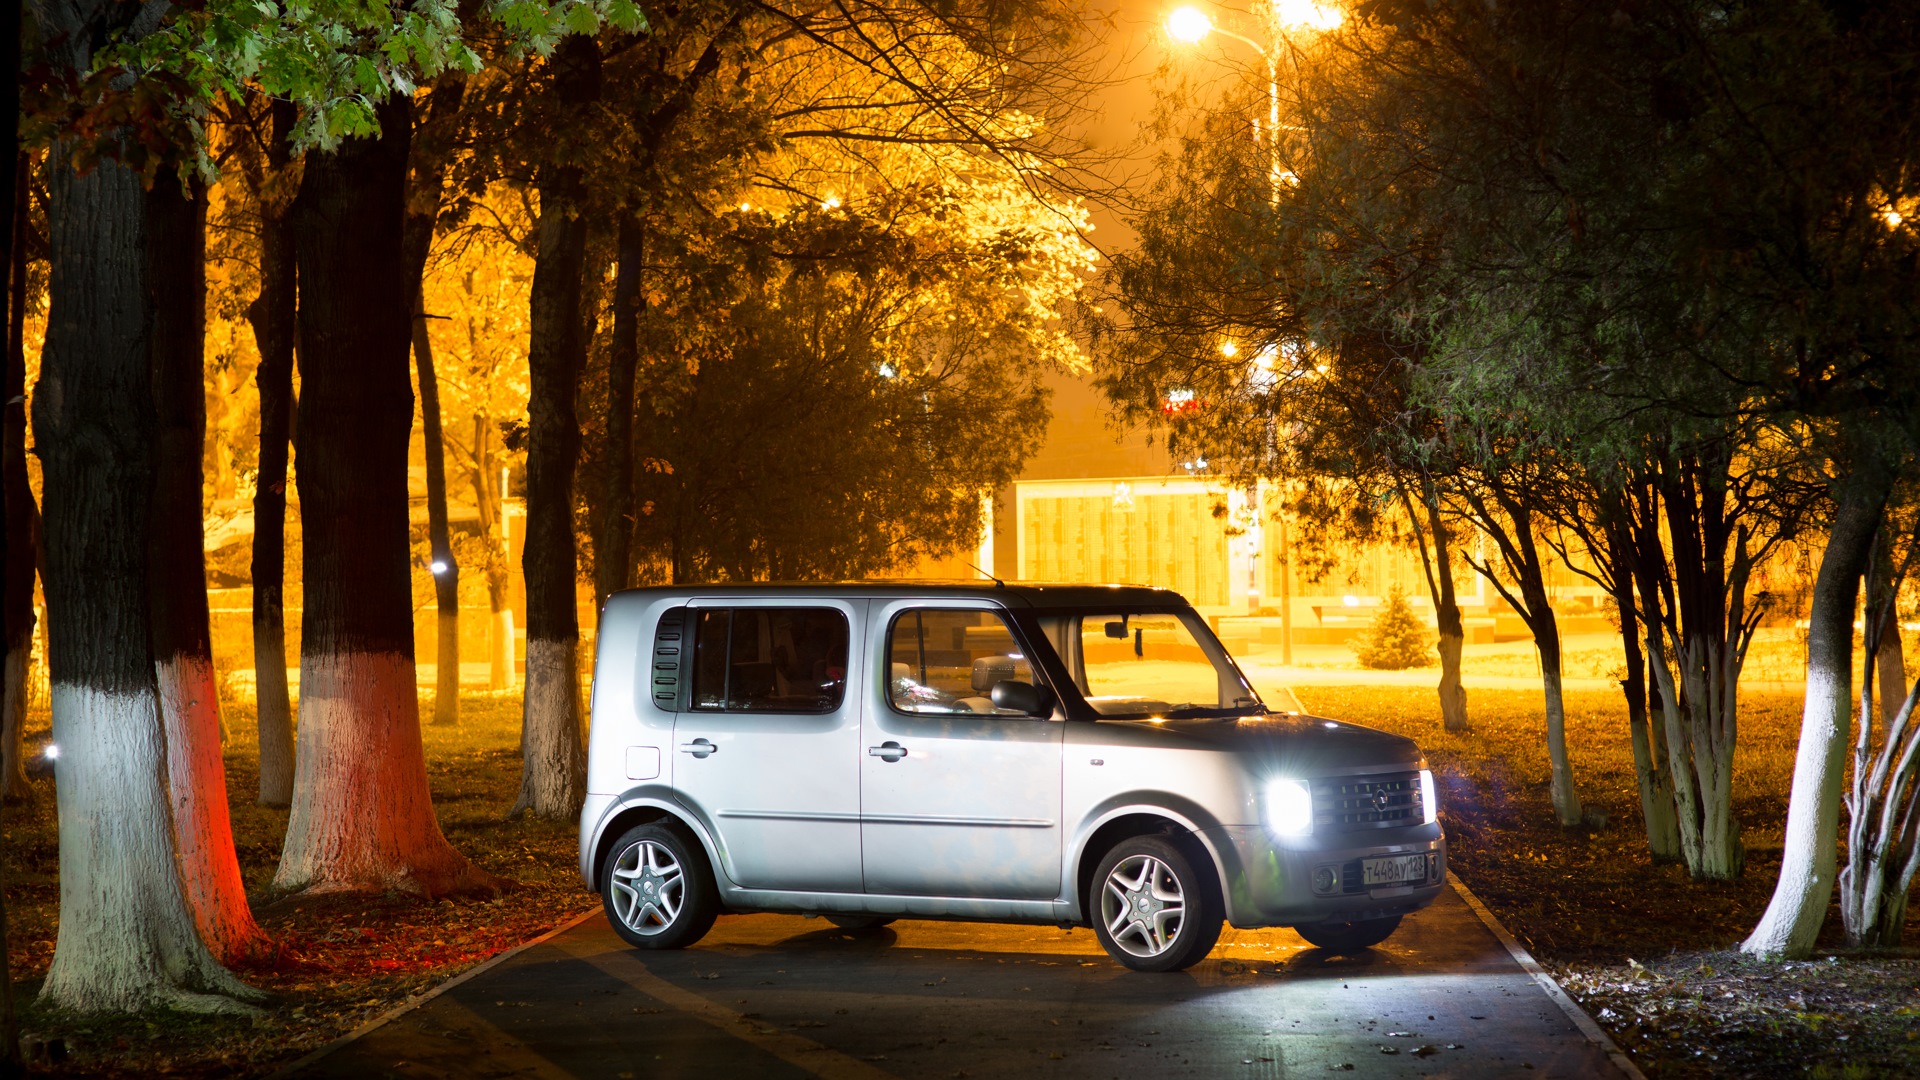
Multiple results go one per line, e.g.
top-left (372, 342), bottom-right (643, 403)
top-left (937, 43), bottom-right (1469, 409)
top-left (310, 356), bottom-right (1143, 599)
top-left (262, 906), bottom-right (601, 1079)
top-left (1450, 879), bottom-right (1646, 1080)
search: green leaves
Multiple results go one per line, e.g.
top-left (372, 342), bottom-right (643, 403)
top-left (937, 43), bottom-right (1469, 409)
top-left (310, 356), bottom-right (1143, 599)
top-left (92, 0), bottom-right (648, 153)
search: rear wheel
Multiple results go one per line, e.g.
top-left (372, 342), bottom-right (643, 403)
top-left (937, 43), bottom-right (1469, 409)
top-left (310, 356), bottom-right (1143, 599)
top-left (1293, 914), bottom-right (1402, 953)
top-left (1091, 835), bottom-right (1222, 972)
top-left (825, 915), bottom-right (896, 931)
top-left (601, 823), bottom-right (718, 950)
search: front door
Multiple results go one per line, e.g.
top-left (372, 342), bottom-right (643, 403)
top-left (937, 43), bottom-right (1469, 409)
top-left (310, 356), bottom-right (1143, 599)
top-left (860, 602), bottom-right (1064, 900)
top-left (673, 599), bottom-right (865, 893)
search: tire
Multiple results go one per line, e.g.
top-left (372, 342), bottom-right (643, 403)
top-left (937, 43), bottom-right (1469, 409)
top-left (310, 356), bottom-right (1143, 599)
top-left (1293, 914), bottom-right (1403, 953)
top-left (1091, 834), bottom-right (1223, 972)
top-left (825, 915), bottom-right (896, 931)
top-left (601, 823), bottom-right (719, 950)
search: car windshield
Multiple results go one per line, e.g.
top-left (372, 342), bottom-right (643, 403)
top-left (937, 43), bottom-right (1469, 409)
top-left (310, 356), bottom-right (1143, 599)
top-left (1033, 609), bottom-right (1262, 719)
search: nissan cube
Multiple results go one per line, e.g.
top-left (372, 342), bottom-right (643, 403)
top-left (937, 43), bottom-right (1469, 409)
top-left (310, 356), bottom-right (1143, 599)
top-left (578, 582), bottom-right (1446, 971)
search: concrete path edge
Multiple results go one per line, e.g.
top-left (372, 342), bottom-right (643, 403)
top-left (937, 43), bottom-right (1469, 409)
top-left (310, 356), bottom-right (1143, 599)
top-left (260, 907), bottom-right (603, 1080)
top-left (1449, 879), bottom-right (1646, 1080)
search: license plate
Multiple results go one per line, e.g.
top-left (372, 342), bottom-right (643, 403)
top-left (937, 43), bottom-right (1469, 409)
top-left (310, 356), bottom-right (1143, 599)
top-left (1362, 854), bottom-right (1427, 886)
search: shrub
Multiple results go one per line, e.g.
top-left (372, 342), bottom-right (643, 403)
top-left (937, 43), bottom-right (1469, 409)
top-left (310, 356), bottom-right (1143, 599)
top-left (1353, 590), bottom-right (1435, 670)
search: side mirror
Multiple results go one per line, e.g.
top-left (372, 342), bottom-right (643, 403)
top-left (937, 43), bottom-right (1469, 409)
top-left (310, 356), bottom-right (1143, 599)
top-left (990, 679), bottom-right (1056, 718)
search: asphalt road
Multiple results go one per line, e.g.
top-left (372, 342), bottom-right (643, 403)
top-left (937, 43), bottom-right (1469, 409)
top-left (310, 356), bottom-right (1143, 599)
top-left (285, 883), bottom-right (1632, 1080)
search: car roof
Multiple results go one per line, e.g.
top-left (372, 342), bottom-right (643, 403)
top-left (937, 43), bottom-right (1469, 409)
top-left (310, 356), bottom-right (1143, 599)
top-left (610, 580), bottom-right (1188, 610)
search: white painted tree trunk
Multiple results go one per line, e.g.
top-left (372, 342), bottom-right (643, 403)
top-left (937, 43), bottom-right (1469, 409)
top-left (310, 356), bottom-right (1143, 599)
top-left (1539, 653), bottom-right (1582, 827)
top-left (490, 608), bottom-right (515, 691)
top-left (510, 638), bottom-right (584, 819)
top-left (0, 642), bottom-right (28, 801)
top-left (156, 656), bottom-right (272, 964)
top-left (1647, 633), bottom-right (1744, 880)
top-left (1743, 476), bottom-right (1886, 959)
top-left (39, 687), bottom-right (259, 1012)
top-left (254, 619), bottom-right (294, 807)
top-left (1841, 666), bottom-right (1920, 948)
top-left (275, 651), bottom-right (500, 894)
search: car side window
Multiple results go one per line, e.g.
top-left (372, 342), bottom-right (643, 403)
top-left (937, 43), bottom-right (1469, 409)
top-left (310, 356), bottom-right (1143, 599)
top-left (887, 609), bottom-right (1041, 716)
top-left (690, 607), bottom-right (849, 712)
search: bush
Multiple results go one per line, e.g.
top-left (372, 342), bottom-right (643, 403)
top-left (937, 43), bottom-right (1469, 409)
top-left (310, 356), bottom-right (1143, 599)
top-left (1352, 590), bottom-right (1435, 670)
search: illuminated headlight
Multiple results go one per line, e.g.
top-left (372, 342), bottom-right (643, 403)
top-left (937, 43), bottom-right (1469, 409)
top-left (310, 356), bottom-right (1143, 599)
top-left (1264, 778), bottom-right (1313, 837)
top-left (1420, 769), bottom-right (1438, 825)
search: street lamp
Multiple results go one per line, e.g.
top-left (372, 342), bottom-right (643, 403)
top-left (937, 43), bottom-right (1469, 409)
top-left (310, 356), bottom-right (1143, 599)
top-left (1165, 1), bottom-right (1340, 648)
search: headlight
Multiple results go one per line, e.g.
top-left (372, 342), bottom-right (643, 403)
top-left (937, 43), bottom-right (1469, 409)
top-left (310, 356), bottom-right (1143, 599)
top-left (1420, 769), bottom-right (1438, 825)
top-left (1264, 778), bottom-right (1313, 837)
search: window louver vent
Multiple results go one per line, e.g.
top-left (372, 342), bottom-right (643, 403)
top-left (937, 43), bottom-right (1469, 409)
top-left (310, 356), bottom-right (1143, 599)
top-left (652, 608), bottom-right (687, 710)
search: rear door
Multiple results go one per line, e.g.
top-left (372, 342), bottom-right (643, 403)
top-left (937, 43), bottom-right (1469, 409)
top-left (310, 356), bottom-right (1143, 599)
top-left (859, 600), bottom-right (1063, 900)
top-left (672, 598), bottom-right (865, 893)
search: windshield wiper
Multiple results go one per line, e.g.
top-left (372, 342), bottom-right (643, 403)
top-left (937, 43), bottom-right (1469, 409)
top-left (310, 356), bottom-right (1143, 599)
top-left (1162, 703), bottom-right (1267, 719)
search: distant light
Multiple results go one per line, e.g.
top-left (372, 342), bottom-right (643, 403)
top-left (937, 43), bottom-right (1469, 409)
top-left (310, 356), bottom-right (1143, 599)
top-left (1884, 208), bottom-right (1905, 229)
top-left (44, 743), bottom-right (59, 761)
top-left (739, 202), bottom-right (752, 212)
top-left (822, 195), bottom-right (842, 210)
top-left (430, 560), bottom-right (449, 575)
top-left (1167, 6), bottom-right (1212, 43)
top-left (877, 362), bottom-right (897, 378)
top-left (1274, 0), bottom-right (1342, 30)
top-left (1220, 340), bottom-right (1239, 357)
top-left (1342, 594), bottom-right (1359, 607)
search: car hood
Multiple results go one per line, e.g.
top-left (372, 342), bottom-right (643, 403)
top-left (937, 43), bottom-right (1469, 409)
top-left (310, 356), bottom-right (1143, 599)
top-left (1091, 712), bottom-right (1424, 774)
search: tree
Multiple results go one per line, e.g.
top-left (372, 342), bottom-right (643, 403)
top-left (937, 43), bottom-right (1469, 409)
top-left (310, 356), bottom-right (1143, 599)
top-left (512, 33), bottom-right (601, 821)
top-left (271, 98), bottom-right (500, 896)
top-left (1841, 520), bottom-right (1920, 947)
top-left (1352, 589), bottom-right (1430, 671)
top-left (28, 0), bottom-right (261, 1011)
top-left (234, 96), bottom-right (300, 807)
top-left (147, 175), bottom-right (273, 963)
top-left (1, 152), bottom-right (34, 806)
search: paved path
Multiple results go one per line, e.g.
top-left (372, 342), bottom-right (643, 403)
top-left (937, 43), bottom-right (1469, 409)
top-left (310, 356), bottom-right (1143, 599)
top-left (284, 882), bottom-right (1632, 1080)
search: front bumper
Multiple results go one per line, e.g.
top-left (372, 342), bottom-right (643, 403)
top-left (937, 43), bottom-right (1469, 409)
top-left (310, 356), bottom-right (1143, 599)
top-left (1199, 821), bottom-right (1446, 928)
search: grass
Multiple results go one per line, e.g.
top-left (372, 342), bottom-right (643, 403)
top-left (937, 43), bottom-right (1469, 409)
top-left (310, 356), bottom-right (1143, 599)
top-left (1, 689), bottom-right (592, 1078)
top-left (4, 679), bottom-right (1917, 1077)
top-left (1293, 683), bottom-right (1920, 1079)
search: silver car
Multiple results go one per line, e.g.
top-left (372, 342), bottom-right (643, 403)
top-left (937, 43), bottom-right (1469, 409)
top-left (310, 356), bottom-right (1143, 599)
top-left (578, 582), bottom-right (1446, 972)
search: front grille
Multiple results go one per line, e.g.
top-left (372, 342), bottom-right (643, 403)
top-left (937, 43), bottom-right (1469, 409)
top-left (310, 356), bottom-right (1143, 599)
top-left (1313, 772), bottom-right (1423, 832)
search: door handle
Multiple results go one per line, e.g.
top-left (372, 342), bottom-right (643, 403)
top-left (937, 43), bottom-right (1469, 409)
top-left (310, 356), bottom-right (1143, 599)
top-left (680, 738), bottom-right (717, 759)
top-left (867, 741), bottom-right (908, 763)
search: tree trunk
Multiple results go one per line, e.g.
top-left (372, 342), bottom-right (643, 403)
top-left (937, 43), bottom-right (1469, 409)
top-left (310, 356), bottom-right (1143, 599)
top-left (1839, 530), bottom-right (1920, 949)
top-left (1742, 461), bottom-right (1892, 959)
top-left (593, 211), bottom-right (643, 609)
top-left (1608, 509), bottom-right (1681, 862)
top-left (34, 134), bottom-right (257, 1011)
top-left (403, 76), bottom-right (466, 728)
top-left (274, 99), bottom-right (501, 898)
top-left (1, 152), bottom-right (32, 807)
top-left (1870, 531), bottom-right (1908, 728)
top-left (1526, 588), bottom-right (1582, 828)
top-left (245, 97), bottom-right (297, 808)
top-left (470, 416), bottom-right (515, 691)
top-left (414, 301), bottom-right (460, 725)
top-left (146, 178), bottom-right (275, 966)
top-left (1423, 482), bottom-right (1469, 732)
top-left (0, 0), bottom-right (24, 1051)
top-left (513, 35), bottom-right (600, 822)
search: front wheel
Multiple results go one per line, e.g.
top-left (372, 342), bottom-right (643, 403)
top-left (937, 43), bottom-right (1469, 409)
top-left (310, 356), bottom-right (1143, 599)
top-left (1293, 914), bottom-right (1402, 953)
top-left (602, 823), bottom-right (718, 950)
top-left (1091, 835), bottom-right (1223, 972)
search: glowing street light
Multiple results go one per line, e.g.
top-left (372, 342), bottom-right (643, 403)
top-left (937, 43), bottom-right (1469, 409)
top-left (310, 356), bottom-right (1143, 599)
top-left (1167, 5), bottom-right (1212, 43)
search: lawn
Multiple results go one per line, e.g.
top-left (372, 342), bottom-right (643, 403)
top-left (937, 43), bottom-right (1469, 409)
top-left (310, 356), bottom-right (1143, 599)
top-left (1292, 683), bottom-right (1920, 1079)
top-left (0, 690), bottom-right (592, 1077)
top-left (3, 680), bottom-right (1916, 1077)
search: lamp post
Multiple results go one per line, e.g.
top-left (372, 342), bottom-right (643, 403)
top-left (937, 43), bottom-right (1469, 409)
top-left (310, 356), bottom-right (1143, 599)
top-left (1166, 1), bottom-right (1338, 661)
